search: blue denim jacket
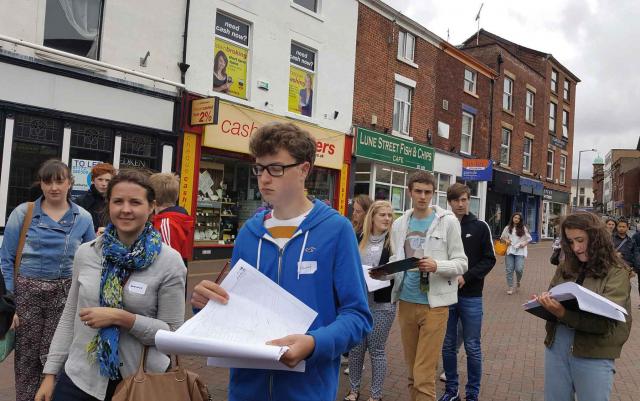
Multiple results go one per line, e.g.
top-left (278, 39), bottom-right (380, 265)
top-left (0, 197), bottom-right (95, 292)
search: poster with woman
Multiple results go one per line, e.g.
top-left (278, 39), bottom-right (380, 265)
top-left (213, 13), bottom-right (249, 99)
top-left (288, 43), bottom-right (316, 117)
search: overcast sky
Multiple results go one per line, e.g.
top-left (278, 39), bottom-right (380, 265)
top-left (382, 0), bottom-right (640, 178)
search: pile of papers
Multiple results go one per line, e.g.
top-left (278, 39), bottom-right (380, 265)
top-left (156, 259), bottom-right (318, 372)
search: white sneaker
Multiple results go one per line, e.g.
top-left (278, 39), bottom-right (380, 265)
top-left (439, 372), bottom-right (446, 382)
top-left (343, 367), bottom-right (349, 375)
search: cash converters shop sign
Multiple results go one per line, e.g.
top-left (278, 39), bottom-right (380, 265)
top-left (355, 127), bottom-right (434, 171)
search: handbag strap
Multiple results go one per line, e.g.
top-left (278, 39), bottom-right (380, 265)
top-left (134, 346), bottom-right (185, 382)
top-left (14, 202), bottom-right (35, 280)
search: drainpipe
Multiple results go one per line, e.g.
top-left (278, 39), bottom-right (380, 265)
top-left (488, 53), bottom-right (504, 161)
top-left (179, 0), bottom-right (191, 85)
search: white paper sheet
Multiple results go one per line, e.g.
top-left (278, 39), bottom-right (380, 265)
top-left (156, 259), bottom-right (318, 372)
top-left (523, 281), bottom-right (627, 322)
top-left (198, 170), bottom-right (214, 194)
top-left (362, 265), bottom-right (391, 293)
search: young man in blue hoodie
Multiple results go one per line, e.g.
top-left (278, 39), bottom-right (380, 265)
top-left (191, 122), bottom-right (372, 401)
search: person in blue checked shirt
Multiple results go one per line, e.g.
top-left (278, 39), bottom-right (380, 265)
top-left (191, 122), bottom-right (372, 401)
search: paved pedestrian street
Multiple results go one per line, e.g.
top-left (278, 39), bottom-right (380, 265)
top-left (2, 242), bottom-right (639, 400)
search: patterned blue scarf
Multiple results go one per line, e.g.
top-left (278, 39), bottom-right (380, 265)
top-left (87, 222), bottom-right (161, 379)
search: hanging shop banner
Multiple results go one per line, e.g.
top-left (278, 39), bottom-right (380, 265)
top-left (288, 66), bottom-right (314, 117)
top-left (354, 127), bottom-right (434, 171)
top-left (191, 98), bottom-right (215, 126)
top-left (461, 159), bottom-right (493, 181)
top-left (213, 38), bottom-right (248, 99)
top-left (179, 133), bottom-right (198, 213)
top-left (204, 100), bottom-right (345, 170)
top-left (71, 158), bottom-right (102, 192)
top-left (338, 163), bottom-right (349, 215)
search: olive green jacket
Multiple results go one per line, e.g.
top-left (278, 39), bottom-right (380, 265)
top-left (544, 264), bottom-right (632, 359)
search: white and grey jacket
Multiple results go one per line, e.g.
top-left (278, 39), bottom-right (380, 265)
top-left (43, 237), bottom-right (187, 400)
top-left (388, 205), bottom-right (468, 307)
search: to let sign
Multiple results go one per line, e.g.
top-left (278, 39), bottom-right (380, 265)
top-left (191, 98), bottom-right (215, 126)
top-left (355, 127), bottom-right (434, 171)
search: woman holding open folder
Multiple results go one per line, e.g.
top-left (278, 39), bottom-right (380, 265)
top-left (535, 212), bottom-right (632, 401)
top-left (344, 201), bottom-right (395, 401)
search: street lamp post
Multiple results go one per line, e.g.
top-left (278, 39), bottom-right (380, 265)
top-left (574, 149), bottom-right (597, 211)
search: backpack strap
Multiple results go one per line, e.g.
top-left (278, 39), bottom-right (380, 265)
top-left (14, 202), bottom-right (35, 279)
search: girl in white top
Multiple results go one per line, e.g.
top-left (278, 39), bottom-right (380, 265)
top-left (500, 212), bottom-right (532, 295)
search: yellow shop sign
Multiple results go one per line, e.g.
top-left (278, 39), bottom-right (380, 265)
top-left (204, 101), bottom-right (345, 170)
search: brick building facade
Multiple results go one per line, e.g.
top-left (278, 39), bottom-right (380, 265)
top-left (460, 30), bottom-right (579, 239)
top-left (351, 0), bottom-right (478, 214)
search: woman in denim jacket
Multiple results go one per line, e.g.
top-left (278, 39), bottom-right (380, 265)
top-left (0, 159), bottom-right (95, 401)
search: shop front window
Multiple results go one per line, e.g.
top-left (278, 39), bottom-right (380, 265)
top-left (435, 172), bottom-right (451, 209)
top-left (119, 131), bottom-right (157, 170)
top-left (456, 178), bottom-right (481, 217)
top-left (69, 123), bottom-right (114, 198)
top-left (526, 196), bottom-right (537, 233)
top-left (354, 161), bottom-right (372, 197)
top-left (195, 153), bottom-right (337, 246)
top-left (306, 168), bottom-right (334, 205)
top-left (8, 114), bottom-right (62, 217)
top-left (373, 164), bottom-right (408, 211)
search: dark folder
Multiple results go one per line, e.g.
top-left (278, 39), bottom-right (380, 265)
top-left (524, 298), bottom-right (580, 322)
top-left (369, 257), bottom-right (420, 275)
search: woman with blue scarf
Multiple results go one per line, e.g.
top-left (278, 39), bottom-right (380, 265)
top-left (35, 169), bottom-right (187, 401)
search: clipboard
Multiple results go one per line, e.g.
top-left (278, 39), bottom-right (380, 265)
top-left (369, 257), bottom-right (420, 275)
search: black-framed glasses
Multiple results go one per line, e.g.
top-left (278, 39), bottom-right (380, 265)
top-left (251, 162), bottom-right (303, 177)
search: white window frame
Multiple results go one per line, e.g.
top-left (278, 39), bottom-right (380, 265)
top-left (292, 0), bottom-right (318, 13)
top-left (525, 90), bottom-right (535, 123)
top-left (500, 128), bottom-right (511, 166)
top-left (434, 172), bottom-right (451, 210)
top-left (464, 69), bottom-right (477, 94)
top-left (461, 112), bottom-right (473, 154)
top-left (523, 137), bottom-right (532, 172)
top-left (393, 82), bottom-right (412, 136)
top-left (551, 69), bottom-right (558, 92)
top-left (397, 31), bottom-right (415, 62)
top-left (549, 102), bottom-right (557, 133)
top-left (547, 150), bottom-right (555, 179)
top-left (559, 155), bottom-right (567, 184)
top-left (503, 77), bottom-right (513, 111)
top-left (563, 79), bottom-right (570, 101)
top-left (562, 110), bottom-right (569, 138)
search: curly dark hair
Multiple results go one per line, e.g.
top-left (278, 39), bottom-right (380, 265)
top-left (559, 212), bottom-right (628, 280)
top-left (249, 122), bottom-right (316, 167)
top-left (508, 212), bottom-right (526, 237)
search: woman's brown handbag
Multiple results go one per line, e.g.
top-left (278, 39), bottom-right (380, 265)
top-left (493, 239), bottom-right (508, 256)
top-left (112, 347), bottom-right (210, 401)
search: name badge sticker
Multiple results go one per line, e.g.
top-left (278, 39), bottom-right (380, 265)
top-left (298, 261), bottom-right (317, 275)
top-left (128, 281), bottom-right (147, 295)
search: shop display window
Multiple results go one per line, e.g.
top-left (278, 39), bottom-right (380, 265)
top-left (195, 153), bottom-right (338, 247)
top-left (8, 114), bottom-right (62, 217)
top-left (456, 178), bottom-right (481, 217)
top-left (195, 160), bottom-right (239, 245)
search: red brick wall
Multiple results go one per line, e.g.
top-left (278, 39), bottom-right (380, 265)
top-left (461, 43), bottom-right (575, 194)
top-left (433, 51), bottom-right (492, 158)
top-left (352, 3), bottom-right (438, 144)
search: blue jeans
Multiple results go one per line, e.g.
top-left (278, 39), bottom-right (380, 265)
top-left (52, 369), bottom-right (120, 401)
top-left (505, 254), bottom-right (525, 288)
top-left (441, 296), bottom-right (483, 398)
top-left (544, 324), bottom-right (615, 401)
